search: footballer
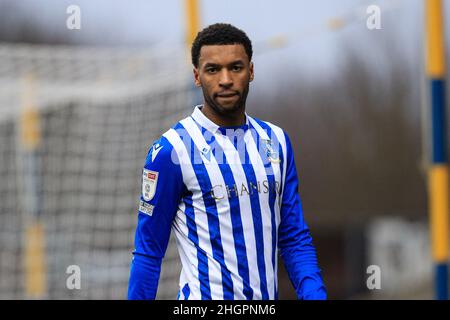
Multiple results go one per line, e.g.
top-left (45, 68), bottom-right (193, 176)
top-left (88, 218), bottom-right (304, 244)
top-left (128, 23), bottom-right (326, 300)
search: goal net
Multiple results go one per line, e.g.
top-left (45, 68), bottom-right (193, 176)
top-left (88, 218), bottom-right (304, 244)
top-left (0, 43), bottom-right (193, 299)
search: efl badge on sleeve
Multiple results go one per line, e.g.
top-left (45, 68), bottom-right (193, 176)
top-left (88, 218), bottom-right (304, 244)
top-left (142, 169), bottom-right (158, 201)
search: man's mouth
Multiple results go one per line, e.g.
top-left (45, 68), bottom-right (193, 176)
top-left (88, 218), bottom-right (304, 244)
top-left (216, 91), bottom-right (239, 98)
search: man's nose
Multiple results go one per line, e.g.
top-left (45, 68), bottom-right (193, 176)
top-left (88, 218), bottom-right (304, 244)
top-left (219, 70), bottom-right (233, 87)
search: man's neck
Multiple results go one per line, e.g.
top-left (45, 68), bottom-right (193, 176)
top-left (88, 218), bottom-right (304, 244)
top-left (200, 103), bottom-right (246, 127)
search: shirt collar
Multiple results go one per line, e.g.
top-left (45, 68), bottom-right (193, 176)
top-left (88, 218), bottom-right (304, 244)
top-left (191, 105), bottom-right (249, 135)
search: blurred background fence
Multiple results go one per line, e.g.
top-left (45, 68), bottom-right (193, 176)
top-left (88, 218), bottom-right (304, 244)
top-left (0, 43), bottom-right (191, 298)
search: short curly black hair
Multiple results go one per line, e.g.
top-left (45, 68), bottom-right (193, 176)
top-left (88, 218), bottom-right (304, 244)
top-left (191, 23), bottom-right (253, 68)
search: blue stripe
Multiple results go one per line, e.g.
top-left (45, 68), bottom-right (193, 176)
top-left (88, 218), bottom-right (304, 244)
top-left (200, 126), bottom-right (254, 300)
top-left (182, 283), bottom-right (191, 300)
top-left (275, 136), bottom-right (284, 300)
top-left (250, 119), bottom-right (280, 299)
top-left (431, 79), bottom-right (447, 163)
top-left (237, 135), bottom-right (269, 299)
top-left (183, 193), bottom-right (211, 299)
top-left (435, 263), bottom-right (448, 300)
top-left (278, 134), bottom-right (285, 203)
top-left (175, 122), bottom-right (234, 300)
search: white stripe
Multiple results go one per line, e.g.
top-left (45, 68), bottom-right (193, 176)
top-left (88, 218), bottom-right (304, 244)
top-left (267, 123), bottom-right (287, 206)
top-left (213, 132), bottom-right (261, 299)
top-left (248, 118), bottom-right (283, 214)
top-left (263, 121), bottom-right (288, 297)
top-left (172, 202), bottom-right (198, 300)
top-left (181, 117), bottom-right (245, 300)
top-left (248, 118), bottom-right (283, 226)
top-left (160, 133), bottom-right (197, 299)
top-left (164, 130), bottom-right (200, 300)
top-left (164, 128), bottom-right (223, 300)
top-left (244, 129), bottom-right (275, 299)
top-left (248, 118), bottom-right (285, 297)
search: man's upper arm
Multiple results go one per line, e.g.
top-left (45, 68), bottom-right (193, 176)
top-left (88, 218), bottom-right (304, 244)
top-left (278, 131), bottom-right (326, 300)
top-left (128, 135), bottom-right (184, 300)
top-left (133, 136), bottom-right (184, 259)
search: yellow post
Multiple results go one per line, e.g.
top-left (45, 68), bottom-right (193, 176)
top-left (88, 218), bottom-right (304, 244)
top-left (24, 224), bottom-right (46, 297)
top-left (425, 0), bottom-right (446, 78)
top-left (425, 0), bottom-right (448, 300)
top-left (184, 0), bottom-right (200, 48)
top-left (184, 0), bottom-right (202, 104)
top-left (20, 74), bottom-right (47, 298)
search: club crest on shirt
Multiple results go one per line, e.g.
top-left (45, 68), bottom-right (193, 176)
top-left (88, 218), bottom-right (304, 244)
top-left (142, 169), bottom-right (158, 201)
top-left (263, 139), bottom-right (281, 163)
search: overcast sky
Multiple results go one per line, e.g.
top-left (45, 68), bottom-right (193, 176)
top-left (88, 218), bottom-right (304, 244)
top-left (1, 0), bottom-right (448, 82)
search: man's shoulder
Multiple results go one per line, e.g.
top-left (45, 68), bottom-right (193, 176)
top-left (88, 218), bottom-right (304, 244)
top-left (144, 114), bottom-right (193, 162)
top-left (152, 113), bottom-right (192, 143)
top-left (248, 115), bottom-right (287, 140)
top-left (144, 135), bottom-right (175, 166)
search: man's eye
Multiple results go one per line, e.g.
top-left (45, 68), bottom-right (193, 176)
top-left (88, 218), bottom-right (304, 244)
top-left (232, 65), bottom-right (243, 71)
top-left (206, 68), bottom-right (217, 73)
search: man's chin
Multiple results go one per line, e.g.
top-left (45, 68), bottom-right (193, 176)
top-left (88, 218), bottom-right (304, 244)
top-left (214, 99), bottom-right (242, 113)
top-left (216, 103), bottom-right (242, 114)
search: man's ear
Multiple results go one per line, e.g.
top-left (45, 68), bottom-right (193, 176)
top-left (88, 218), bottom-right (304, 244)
top-left (193, 68), bottom-right (201, 87)
top-left (249, 62), bottom-right (254, 82)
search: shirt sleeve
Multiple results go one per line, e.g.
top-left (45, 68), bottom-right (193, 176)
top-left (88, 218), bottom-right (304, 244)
top-left (127, 136), bottom-right (184, 300)
top-left (278, 132), bottom-right (327, 300)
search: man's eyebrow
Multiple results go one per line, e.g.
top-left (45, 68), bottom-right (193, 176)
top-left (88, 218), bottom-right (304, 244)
top-left (228, 60), bottom-right (244, 65)
top-left (203, 62), bottom-right (221, 68)
top-left (203, 60), bottom-right (245, 68)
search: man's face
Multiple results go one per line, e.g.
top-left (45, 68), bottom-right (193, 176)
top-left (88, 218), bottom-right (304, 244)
top-left (194, 44), bottom-right (254, 115)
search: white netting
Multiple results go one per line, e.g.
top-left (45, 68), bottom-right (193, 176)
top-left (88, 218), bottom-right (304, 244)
top-left (0, 43), bottom-right (193, 299)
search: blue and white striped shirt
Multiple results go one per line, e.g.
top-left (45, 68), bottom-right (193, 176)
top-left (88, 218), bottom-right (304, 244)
top-left (128, 105), bottom-right (326, 300)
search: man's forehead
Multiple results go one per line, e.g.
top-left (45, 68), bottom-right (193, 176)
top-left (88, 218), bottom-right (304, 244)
top-left (198, 44), bottom-right (249, 65)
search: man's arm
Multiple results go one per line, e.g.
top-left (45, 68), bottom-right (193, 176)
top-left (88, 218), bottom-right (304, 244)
top-left (278, 132), bottom-right (327, 300)
top-left (127, 136), bottom-right (184, 300)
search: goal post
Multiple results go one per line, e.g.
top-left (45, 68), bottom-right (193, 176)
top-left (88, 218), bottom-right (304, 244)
top-left (0, 43), bottom-right (193, 299)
